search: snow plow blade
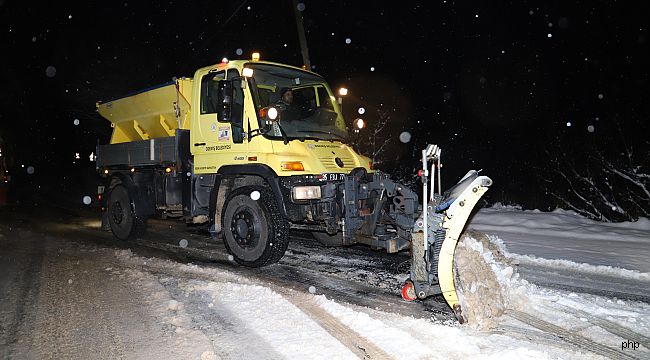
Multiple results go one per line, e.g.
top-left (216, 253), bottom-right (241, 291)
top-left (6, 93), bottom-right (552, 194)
top-left (403, 145), bottom-right (492, 323)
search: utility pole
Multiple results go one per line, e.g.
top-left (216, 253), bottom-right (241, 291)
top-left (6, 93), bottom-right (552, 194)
top-left (292, 0), bottom-right (311, 69)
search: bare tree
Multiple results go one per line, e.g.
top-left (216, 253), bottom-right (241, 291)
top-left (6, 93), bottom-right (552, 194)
top-left (544, 136), bottom-right (649, 222)
top-left (354, 107), bottom-right (392, 167)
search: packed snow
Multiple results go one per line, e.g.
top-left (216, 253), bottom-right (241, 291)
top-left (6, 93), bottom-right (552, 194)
top-left (2, 205), bottom-right (649, 359)
top-left (107, 203), bottom-right (650, 359)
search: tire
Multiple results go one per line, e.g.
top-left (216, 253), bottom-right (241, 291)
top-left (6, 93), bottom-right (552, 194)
top-left (107, 184), bottom-right (146, 240)
top-left (311, 231), bottom-right (344, 247)
top-left (222, 186), bottom-right (289, 267)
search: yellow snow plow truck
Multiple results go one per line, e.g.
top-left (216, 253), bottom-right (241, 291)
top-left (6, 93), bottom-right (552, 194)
top-left (95, 55), bottom-right (492, 322)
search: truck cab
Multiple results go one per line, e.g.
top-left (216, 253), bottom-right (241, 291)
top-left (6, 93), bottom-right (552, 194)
top-left (189, 59), bottom-right (370, 175)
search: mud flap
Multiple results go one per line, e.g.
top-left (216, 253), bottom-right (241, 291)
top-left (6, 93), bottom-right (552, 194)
top-left (101, 211), bottom-right (111, 231)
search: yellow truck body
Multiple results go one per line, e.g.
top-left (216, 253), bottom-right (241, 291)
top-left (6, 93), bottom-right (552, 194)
top-left (98, 79), bottom-right (193, 143)
top-left (96, 60), bottom-right (371, 176)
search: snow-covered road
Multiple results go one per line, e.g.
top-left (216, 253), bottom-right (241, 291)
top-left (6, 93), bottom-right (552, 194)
top-left (1, 202), bottom-right (649, 359)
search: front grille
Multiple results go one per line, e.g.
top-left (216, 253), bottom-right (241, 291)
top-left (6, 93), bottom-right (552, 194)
top-left (319, 156), bottom-right (356, 172)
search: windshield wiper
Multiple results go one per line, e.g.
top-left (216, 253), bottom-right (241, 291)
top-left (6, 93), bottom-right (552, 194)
top-left (295, 130), bottom-right (347, 142)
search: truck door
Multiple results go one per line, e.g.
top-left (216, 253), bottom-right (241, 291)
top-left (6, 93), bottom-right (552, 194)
top-left (191, 69), bottom-right (247, 174)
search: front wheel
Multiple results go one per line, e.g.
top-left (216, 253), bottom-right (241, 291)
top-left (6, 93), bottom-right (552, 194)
top-left (222, 186), bottom-right (289, 267)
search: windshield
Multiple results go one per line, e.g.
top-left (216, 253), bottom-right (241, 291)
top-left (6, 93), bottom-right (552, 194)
top-left (247, 63), bottom-right (348, 141)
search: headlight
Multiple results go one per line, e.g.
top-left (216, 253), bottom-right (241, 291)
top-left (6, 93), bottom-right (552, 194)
top-left (292, 186), bottom-right (321, 200)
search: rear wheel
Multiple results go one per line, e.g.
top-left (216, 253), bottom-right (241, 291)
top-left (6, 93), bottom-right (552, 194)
top-left (222, 186), bottom-right (289, 267)
top-left (107, 184), bottom-right (145, 240)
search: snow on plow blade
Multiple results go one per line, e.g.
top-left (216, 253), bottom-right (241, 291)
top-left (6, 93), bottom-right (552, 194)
top-left (403, 145), bottom-right (492, 324)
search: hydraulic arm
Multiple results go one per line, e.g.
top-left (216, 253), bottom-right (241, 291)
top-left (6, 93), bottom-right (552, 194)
top-left (400, 145), bottom-right (492, 322)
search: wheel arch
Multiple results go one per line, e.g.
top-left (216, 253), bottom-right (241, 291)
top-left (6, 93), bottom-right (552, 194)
top-left (209, 164), bottom-right (287, 235)
top-left (105, 172), bottom-right (154, 218)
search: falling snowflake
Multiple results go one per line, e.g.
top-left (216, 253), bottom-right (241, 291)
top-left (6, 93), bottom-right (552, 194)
top-left (26, 166), bottom-right (35, 175)
top-left (597, 93), bottom-right (604, 99)
top-left (250, 190), bottom-right (261, 201)
top-left (179, 239), bottom-right (188, 248)
top-left (236, 48), bottom-right (243, 55)
top-left (297, 2), bottom-right (305, 11)
top-left (345, 38), bottom-right (351, 44)
top-left (45, 66), bottom-right (57, 78)
top-left (370, 66), bottom-right (375, 71)
top-left (358, 107), bottom-right (365, 115)
top-left (566, 122), bottom-right (572, 127)
top-left (31, 36), bottom-right (37, 43)
top-left (547, 33), bottom-right (553, 38)
top-left (82, 196), bottom-right (92, 205)
top-left (73, 119), bottom-right (80, 125)
top-left (587, 125), bottom-right (595, 133)
top-left (308, 286), bottom-right (316, 294)
top-left (399, 132), bottom-right (412, 143)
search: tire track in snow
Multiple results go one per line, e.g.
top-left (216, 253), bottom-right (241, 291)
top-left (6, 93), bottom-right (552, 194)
top-left (0, 229), bottom-right (44, 355)
top-left (508, 310), bottom-right (641, 360)
top-left (137, 260), bottom-right (389, 359)
top-left (19, 244), bottom-right (129, 359)
top-left (551, 303), bottom-right (650, 350)
top-left (274, 288), bottom-right (395, 360)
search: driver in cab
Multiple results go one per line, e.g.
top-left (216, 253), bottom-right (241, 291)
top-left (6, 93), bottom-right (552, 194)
top-left (275, 87), bottom-right (300, 122)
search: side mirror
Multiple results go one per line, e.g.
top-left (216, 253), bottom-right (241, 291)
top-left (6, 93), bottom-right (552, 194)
top-left (217, 80), bottom-right (234, 122)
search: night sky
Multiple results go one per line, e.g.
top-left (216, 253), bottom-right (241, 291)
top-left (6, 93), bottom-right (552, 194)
top-left (0, 0), bottom-right (648, 212)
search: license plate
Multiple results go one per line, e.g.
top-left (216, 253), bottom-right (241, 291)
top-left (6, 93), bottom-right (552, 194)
top-left (321, 173), bottom-right (346, 181)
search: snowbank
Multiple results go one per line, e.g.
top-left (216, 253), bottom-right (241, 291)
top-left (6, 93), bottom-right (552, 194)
top-left (470, 207), bottom-right (650, 273)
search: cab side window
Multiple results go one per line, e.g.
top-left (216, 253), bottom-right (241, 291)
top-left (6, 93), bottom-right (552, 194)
top-left (317, 86), bottom-right (334, 111)
top-left (200, 71), bottom-right (225, 115)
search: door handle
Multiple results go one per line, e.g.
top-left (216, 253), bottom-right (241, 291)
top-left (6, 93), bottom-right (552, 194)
top-left (194, 142), bottom-right (206, 146)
